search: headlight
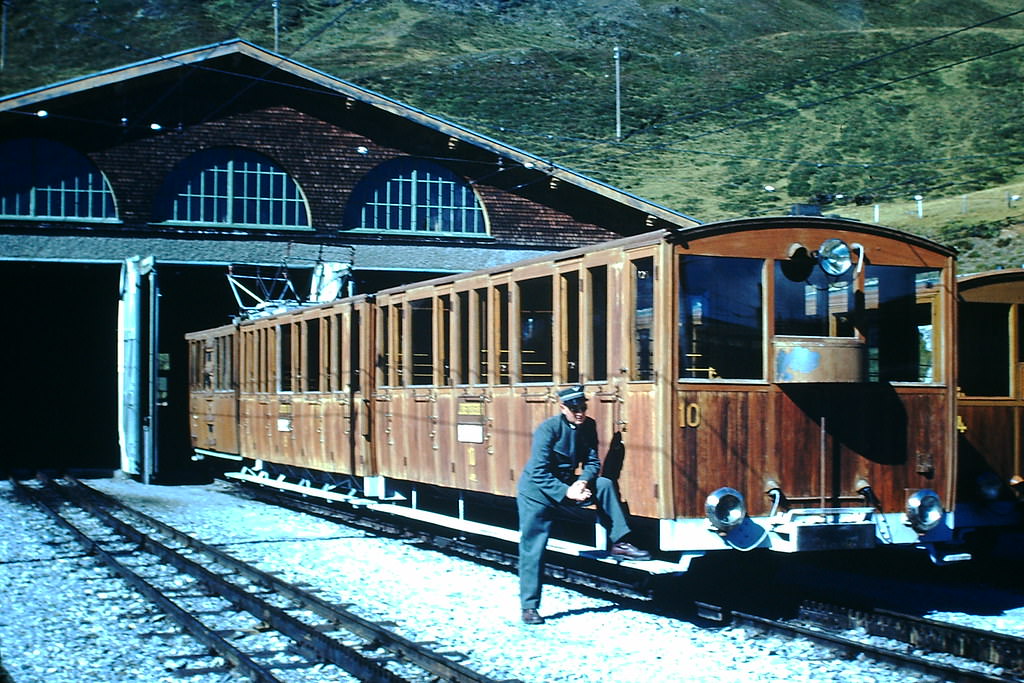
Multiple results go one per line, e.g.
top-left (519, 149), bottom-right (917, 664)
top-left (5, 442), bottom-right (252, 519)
top-left (906, 489), bottom-right (944, 533)
top-left (817, 238), bottom-right (853, 276)
top-left (706, 487), bottom-right (746, 532)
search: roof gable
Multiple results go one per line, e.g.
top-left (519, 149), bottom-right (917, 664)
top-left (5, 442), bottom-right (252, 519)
top-left (0, 38), bottom-right (700, 232)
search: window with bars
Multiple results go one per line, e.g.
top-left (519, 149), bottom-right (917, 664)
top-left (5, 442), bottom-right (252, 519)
top-left (0, 138), bottom-right (118, 221)
top-left (344, 158), bottom-right (487, 235)
top-left (156, 148), bottom-right (310, 229)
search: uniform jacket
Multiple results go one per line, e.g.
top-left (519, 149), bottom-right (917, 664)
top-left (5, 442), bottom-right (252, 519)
top-left (517, 414), bottom-right (601, 505)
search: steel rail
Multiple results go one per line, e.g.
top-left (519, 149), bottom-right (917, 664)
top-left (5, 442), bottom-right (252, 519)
top-left (731, 610), bottom-right (1018, 683)
top-left (69, 477), bottom-right (520, 683)
top-left (51, 478), bottom-right (412, 683)
top-left (231, 479), bottom-right (1024, 681)
top-left (799, 600), bottom-right (1024, 673)
top-left (11, 477), bottom-right (285, 683)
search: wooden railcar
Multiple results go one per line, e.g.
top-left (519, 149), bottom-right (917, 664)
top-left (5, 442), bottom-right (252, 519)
top-left (955, 269), bottom-right (1024, 531)
top-left (188, 215), bottom-right (1005, 566)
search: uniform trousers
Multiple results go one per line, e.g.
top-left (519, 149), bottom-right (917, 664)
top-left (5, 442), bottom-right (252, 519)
top-left (517, 476), bottom-right (631, 610)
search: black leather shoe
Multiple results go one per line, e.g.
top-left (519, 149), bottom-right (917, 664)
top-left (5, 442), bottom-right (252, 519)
top-left (609, 540), bottom-right (651, 561)
top-left (521, 608), bottom-right (545, 625)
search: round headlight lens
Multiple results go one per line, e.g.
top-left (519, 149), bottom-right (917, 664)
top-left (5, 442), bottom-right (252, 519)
top-left (706, 487), bottom-right (746, 531)
top-left (906, 489), bottom-right (944, 533)
top-left (817, 238), bottom-right (853, 276)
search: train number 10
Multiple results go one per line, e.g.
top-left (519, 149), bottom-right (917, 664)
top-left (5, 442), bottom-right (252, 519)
top-left (680, 402), bottom-right (701, 428)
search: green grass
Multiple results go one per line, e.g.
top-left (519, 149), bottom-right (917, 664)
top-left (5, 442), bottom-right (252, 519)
top-left (2, 0), bottom-right (1023, 272)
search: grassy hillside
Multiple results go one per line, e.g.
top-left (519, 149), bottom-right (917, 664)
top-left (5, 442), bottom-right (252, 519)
top-left (2, 0), bottom-right (1023, 271)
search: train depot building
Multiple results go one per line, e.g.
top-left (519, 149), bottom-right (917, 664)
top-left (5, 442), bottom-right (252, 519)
top-left (0, 39), bottom-right (700, 480)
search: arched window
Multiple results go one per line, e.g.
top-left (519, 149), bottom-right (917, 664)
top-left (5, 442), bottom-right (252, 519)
top-left (0, 138), bottom-right (117, 221)
top-left (345, 158), bottom-right (487, 235)
top-left (156, 148), bottom-right (310, 229)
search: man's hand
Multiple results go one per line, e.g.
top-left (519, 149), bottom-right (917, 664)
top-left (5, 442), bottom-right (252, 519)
top-left (566, 480), bottom-right (592, 502)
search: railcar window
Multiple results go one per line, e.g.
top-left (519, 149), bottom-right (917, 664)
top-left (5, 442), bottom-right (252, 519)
top-left (0, 138), bottom-right (118, 222)
top-left (590, 266), bottom-right (608, 381)
top-left (678, 256), bottom-right (764, 380)
top-left (958, 302), bottom-right (1010, 396)
top-left (380, 309), bottom-right (391, 386)
top-left (222, 336), bottom-right (235, 390)
top-left (775, 262), bottom-right (855, 337)
top-left (350, 310), bottom-right (362, 393)
top-left (440, 295), bottom-right (452, 386)
top-left (257, 328), bottom-right (268, 393)
top-left (519, 277), bottom-right (553, 383)
top-left (458, 291), bottom-right (471, 384)
top-left (306, 319), bottom-right (321, 392)
top-left (563, 271), bottom-right (580, 384)
top-left (344, 158), bottom-right (487, 235)
top-left (863, 266), bottom-right (939, 382)
top-left (410, 298), bottom-right (434, 385)
top-left (279, 323), bottom-right (293, 392)
top-left (632, 258), bottom-right (655, 381)
top-left (497, 284), bottom-right (510, 384)
top-left (203, 347), bottom-right (213, 390)
top-left (477, 288), bottom-right (489, 383)
top-left (213, 342), bottom-right (221, 390)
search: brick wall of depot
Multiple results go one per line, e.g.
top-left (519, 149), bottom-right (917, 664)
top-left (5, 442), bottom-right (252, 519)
top-left (85, 104), bottom-right (626, 249)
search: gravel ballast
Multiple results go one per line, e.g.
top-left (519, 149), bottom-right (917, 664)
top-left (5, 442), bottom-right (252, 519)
top-left (0, 477), bottom-right (1011, 682)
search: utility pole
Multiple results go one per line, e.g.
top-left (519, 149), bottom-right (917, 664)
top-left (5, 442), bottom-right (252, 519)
top-left (614, 45), bottom-right (622, 141)
top-left (273, 0), bottom-right (280, 52)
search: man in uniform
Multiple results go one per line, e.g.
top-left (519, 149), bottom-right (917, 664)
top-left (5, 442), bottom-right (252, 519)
top-left (517, 385), bottom-right (650, 625)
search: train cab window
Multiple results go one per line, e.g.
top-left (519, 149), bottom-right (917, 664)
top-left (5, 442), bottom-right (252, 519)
top-left (563, 271), bottom-right (580, 384)
top-left (632, 257), bottom-right (655, 381)
top-left (863, 266), bottom-right (940, 383)
top-left (590, 266), bottom-right (608, 381)
top-left (519, 277), bottom-right (553, 383)
top-left (306, 319), bottom-right (321, 392)
top-left (958, 302), bottom-right (1010, 396)
top-left (775, 262), bottom-right (855, 337)
top-left (410, 298), bottom-right (434, 385)
top-left (679, 255), bottom-right (764, 380)
top-left (278, 323), bottom-right (294, 392)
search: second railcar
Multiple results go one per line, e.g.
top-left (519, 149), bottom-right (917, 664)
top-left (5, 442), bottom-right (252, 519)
top-left (189, 215), bottom-right (981, 566)
top-left (955, 269), bottom-right (1024, 531)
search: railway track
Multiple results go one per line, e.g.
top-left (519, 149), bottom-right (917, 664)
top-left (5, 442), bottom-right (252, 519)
top-left (723, 607), bottom-right (1023, 683)
top-left (12, 475), bottom-right (516, 683)
top-left (229, 479), bottom-right (1024, 683)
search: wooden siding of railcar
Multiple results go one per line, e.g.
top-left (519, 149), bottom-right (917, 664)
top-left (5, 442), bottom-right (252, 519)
top-left (668, 224), bottom-right (956, 519)
top-left (185, 326), bottom-right (240, 455)
top-left (957, 402), bottom-right (1019, 487)
top-left (238, 301), bottom-right (376, 476)
top-left (672, 386), bottom-right (949, 518)
top-left (366, 241), bottom-right (672, 520)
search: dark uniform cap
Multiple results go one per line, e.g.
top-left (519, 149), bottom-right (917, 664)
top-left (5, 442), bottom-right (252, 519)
top-left (558, 385), bottom-right (585, 403)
